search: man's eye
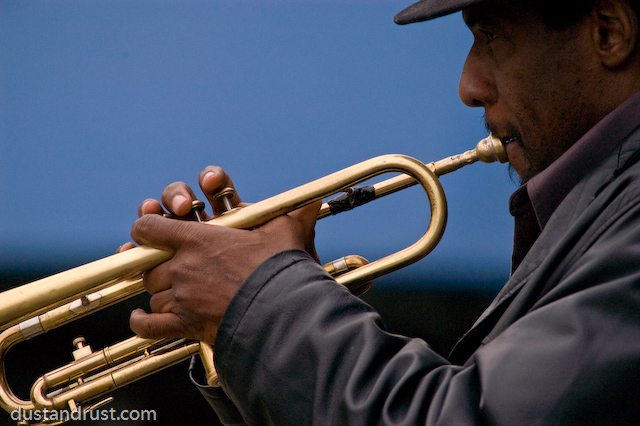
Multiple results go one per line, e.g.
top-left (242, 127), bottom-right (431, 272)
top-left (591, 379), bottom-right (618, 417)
top-left (483, 31), bottom-right (497, 42)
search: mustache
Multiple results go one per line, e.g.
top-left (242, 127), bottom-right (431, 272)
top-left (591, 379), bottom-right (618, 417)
top-left (484, 119), bottom-right (522, 146)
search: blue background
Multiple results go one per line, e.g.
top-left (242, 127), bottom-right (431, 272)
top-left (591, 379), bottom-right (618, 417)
top-left (1, 0), bottom-right (517, 290)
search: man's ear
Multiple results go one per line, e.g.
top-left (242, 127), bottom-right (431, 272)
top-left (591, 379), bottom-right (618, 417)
top-left (591, 0), bottom-right (638, 68)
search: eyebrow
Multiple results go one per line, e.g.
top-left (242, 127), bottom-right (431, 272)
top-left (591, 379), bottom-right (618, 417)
top-left (462, 8), bottom-right (489, 29)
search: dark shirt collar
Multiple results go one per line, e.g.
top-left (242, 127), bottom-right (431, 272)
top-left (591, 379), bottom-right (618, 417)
top-left (509, 89), bottom-right (640, 272)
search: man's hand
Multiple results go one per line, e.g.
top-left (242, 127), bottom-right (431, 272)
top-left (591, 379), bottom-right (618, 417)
top-left (126, 166), bottom-right (319, 345)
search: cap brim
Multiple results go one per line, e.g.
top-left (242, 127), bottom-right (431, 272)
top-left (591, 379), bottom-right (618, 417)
top-left (394, 0), bottom-right (485, 25)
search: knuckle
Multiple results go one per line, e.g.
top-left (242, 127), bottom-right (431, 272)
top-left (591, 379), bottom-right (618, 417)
top-left (131, 214), bottom-right (152, 241)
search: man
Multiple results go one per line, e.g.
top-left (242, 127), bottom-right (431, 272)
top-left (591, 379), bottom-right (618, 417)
top-left (126, 0), bottom-right (640, 424)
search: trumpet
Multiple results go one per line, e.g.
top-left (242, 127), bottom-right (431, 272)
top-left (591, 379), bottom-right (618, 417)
top-left (0, 135), bottom-right (507, 424)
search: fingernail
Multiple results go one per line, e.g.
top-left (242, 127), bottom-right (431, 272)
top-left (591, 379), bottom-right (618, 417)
top-left (173, 194), bottom-right (189, 213)
top-left (203, 171), bottom-right (217, 188)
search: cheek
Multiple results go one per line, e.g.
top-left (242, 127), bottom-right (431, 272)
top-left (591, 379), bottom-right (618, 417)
top-left (505, 141), bottom-right (527, 169)
top-left (505, 139), bottom-right (535, 181)
top-left (501, 65), bottom-right (565, 143)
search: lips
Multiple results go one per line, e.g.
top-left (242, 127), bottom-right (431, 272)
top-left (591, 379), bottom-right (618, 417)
top-left (498, 136), bottom-right (518, 161)
top-left (501, 137), bottom-right (517, 146)
top-left (485, 120), bottom-right (521, 164)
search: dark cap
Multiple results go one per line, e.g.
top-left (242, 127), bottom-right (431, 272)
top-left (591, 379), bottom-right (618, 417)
top-left (394, 0), bottom-right (486, 25)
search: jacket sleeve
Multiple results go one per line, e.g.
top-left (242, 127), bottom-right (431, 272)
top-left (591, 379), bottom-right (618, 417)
top-left (212, 202), bottom-right (640, 426)
top-left (188, 356), bottom-right (247, 426)
top-left (213, 249), bottom-right (477, 425)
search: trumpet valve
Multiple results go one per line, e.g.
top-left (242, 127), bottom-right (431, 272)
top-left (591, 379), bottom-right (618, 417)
top-left (190, 200), bottom-right (206, 222)
top-left (72, 336), bottom-right (93, 361)
top-left (213, 187), bottom-right (236, 212)
top-left (162, 199), bottom-right (207, 222)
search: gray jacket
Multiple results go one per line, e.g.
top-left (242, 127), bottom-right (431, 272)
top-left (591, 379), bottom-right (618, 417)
top-left (198, 103), bottom-right (640, 425)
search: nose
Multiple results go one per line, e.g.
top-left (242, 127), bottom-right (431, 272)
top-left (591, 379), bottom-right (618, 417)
top-left (458, 45), bottom-right (497, 108)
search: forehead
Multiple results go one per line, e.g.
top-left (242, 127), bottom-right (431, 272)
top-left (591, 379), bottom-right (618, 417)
top-left (462, 1), bottom-right (540, 29)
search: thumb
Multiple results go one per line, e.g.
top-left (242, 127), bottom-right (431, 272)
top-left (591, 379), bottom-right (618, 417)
top-left (290, 200), bottom-right (321, 231)
top-left (289, 200), bottom-right (321, 262)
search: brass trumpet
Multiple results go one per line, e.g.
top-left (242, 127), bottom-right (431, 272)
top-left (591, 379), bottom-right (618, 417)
top-left (0, 135), bottom-right (507, 424)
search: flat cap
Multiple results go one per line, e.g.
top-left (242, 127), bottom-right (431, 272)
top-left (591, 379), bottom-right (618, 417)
top-left (394, 0), bottom-right (486, 24)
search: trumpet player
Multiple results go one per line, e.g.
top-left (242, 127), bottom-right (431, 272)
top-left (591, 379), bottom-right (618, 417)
top-left (123, 0), bottom-right (640, 424)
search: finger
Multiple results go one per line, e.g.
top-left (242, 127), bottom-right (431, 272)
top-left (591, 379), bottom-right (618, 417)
top-left (116, 241), bottom-right (136, 253)
top-left (129, 308), bottom-right (187, 340)
top-left (199, 166), bottom-right (243, 214)
top-left (160, 181), bottom-right (201, 217)
top-left (138, 198), bottom-right (165, 217)
top-left (148, 288), bottom-right (174, 311)
top-left (141, 262), bottom-right (172, 295)
top-left (131, 213), bottom-right (197, 252)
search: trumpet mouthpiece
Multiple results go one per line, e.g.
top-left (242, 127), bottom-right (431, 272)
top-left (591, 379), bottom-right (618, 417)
top-left (476, 134), bottom-right (509, 164)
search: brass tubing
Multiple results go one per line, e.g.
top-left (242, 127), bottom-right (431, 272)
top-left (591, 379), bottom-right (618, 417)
top-left (322, 255), bottom-right (370, 278)
top-left (0, 153), bottom-right (453, 331)
top-left (0, 135), bottom-right (508, 421)
top-left (0, 135), bottom-right (505, 332)
top-left (317, 134), bottom-right (506, 219)
top-left (32, 341), bottom-right (201, 410)
top-left (42, 336), bottom-right (169, 390)
top-left (37, 278), bottom-right (145, 335)
top-left (198, 342), bottom-right (219, 387)
top-left (333, 156), bottom-right (447, 290)
top-left (0, 325), bottom-right (37, 414)
top-left (0, 247), bottom-right (169, 330)
top-left (0, 279), bottom-right (147, 414)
